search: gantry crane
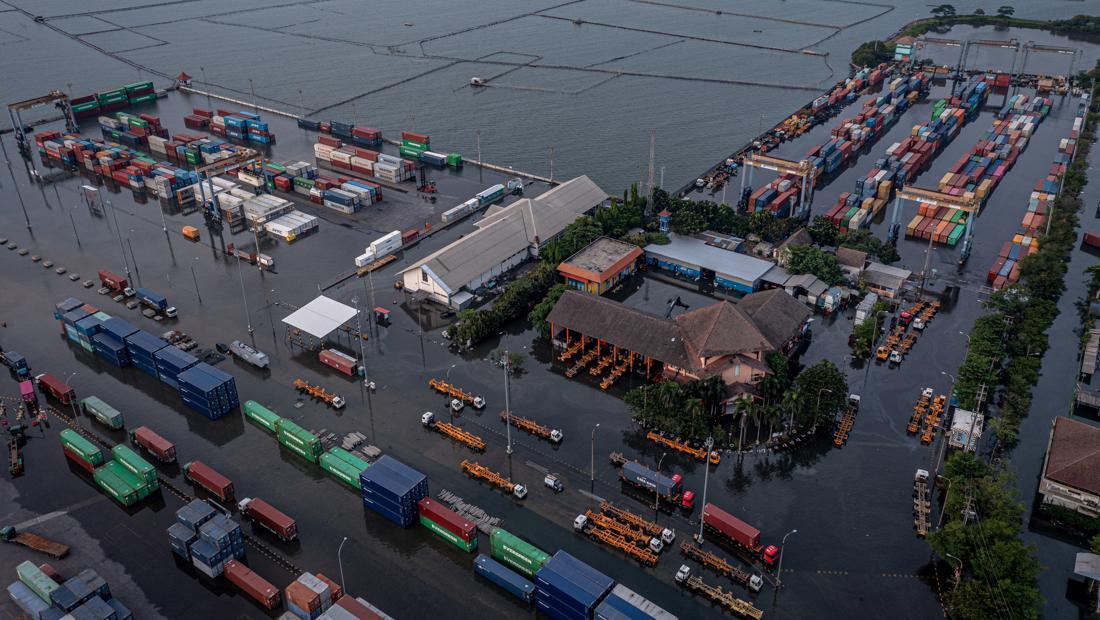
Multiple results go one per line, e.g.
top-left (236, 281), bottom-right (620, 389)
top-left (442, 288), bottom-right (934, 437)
top-left (7, 90), bottom-right (77, 156)
top-left (740, 152), bottom-right (817, 219)
top-left (888, 185), bottom-right (980, 263)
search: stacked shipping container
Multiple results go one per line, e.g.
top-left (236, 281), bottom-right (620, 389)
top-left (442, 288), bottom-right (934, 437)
top-left (167, 499), bottom-right (246, 577)
top-left (359, 455), bottom-right (428, 528)
top-left (8, 562), bottom-right (131, 620)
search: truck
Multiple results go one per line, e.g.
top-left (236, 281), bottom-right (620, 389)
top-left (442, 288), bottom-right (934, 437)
top-left (19, 380), bottom-right (36, 408)
top-left (35, 373), bottom-right (75, 405)
top-left (702, 502), bottom-right (778, 567)
top-left (130, 426), bottom-right (176, 463)
top-left (230, 340), bottom-right (269, 369)
top-left (224, 559), bottom-right (281, 609)
top-left (238, 497), bottom-right (298, 542)
top-left (1, 350), bottom-right (30, 378)
top-left (0, 526), bottom-right (70, 559)
top-left (135, 287), bottom-right (176, 318)
top-left (619, 461), bottom-right (694, 510)
top-left (183, 460), bottom-right (234, 501)
top-left (98, 270), bottom-right (128, 294)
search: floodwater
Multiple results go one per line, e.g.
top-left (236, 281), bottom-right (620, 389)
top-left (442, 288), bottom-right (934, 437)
top-left (2, 3), bottom-right (1100, 619)
top-left (1, 1), bottom-right (1097, 192)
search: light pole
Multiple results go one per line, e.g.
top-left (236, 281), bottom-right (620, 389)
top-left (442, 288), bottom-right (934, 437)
top-left (504, 350), bottom-right (513, 456)
top-left (1, 137), bottom-right (32, 230)
top-left (937, 477), bottom-right (954, 528)
top-left (776, 529), bottom-right (798, 588)
top-left (590, 423), bottom-right (600, 492)
top-left (236, 253), bottom-right (252, 334)
top-left (64, 372), bottom-right (79, 420)
top-left (654, 452), bottom-right (668, 521)
top-left (190, 257), bottom-right (203, 304)
top-left (944, 553), bottom-right (962, 588)
top-left (351, 296), bottom-right (367, 376)
top-left (68, 207), bottom-right (81, 247)
top-left (127, 231), bottom-right (141, 286)
top-left (107, 200), bottom-right (131, 279)
top-left (695, 437), bottom-right (714, 543)
top-left (445, 364), bottom-right (456, 421)
top-left (337, 536), bottom-right (348, 593)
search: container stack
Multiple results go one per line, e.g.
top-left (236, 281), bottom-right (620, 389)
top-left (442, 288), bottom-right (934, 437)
top-left (224, 560), bottom-right (281, 610)
top-left (316, 595), bottom-right (395, 620)
top-left (747, 174), bottom-right (803, 217)
top-left (418, 497), bottom-right (478, 552)
top-left (595, 584), bottom-right (676, 620)
top-left (125, 329), bottom-right (169, 378)
top-left (354, 230), bottom-right (402, 267)
top-left (359, 455), bottom-right (428, 528)
top-left (313, 138), bottom-right (413, 184)
top-left (824, 164), bottom-right (899, 231)
top-left (59, 428), bottom-right (105, 474)
top-left (988, 105), bottom-right (1084, 290)
top-left (244, 400), bottom-right (282, 433)
top-left (185, 107), bottom-right (212, 129)
top-left (94, 316), bottom-right (139, 368)
top-left (285, 572), bottom-right (338, 620)
top-left (211, 109), bottom-right (276, 144)
top-left (178, 362), bottom-right (240, 420)
top-left (70, 93), bottom-right (101, 119)
top-left (534, 551), bottom-right (615, 620)
top-left (320, 447), bottom-right (370, 489)
top-left (153, 346), bottom-right (199, 390)
top-left (474, 555), bottom-right (536, 604)
top-left (275, 417), bottom-right (324, 463)
top-left (168, 499), bottom-right (246, 578)
top-left (489, 528), bottom-right (551, 579)
top-left (8, 562), bottom-right (132, 620)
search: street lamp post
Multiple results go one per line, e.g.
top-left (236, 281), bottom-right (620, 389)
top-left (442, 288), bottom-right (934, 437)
top-left (337, 536), bottom-right (349, 593)
top-left (590, 423), bottom-right (600, 492)
top-left (68, 207), bottom-right (81, 247)
top-left (944, 553), bottom-right (962, 588)
top-left (504, 350), bottom-right (513, 456)
top-left (445, 364), bottom-right (457, 421)
top-left (776, 529), bottom-right (798, 588)
top-left (696, 437), bottom-right (714, 543)
top-left (351, 296), bottom-right (367, 378)
top-left (190, 258), bottom-right (203, 304)
top-left (236, 253), bottom-right (253, 334)
top-left (126, 233), bottom-right (141, 287)
top-left (654, 452), bottom-right (668, 521)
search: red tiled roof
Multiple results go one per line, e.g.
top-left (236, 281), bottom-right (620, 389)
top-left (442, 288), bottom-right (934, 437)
top-left (1045, 417), bottom-right (1100, 495)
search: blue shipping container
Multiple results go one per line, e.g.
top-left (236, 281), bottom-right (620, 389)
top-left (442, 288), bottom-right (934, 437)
top-left (475, 555), bottom-right (536, 604)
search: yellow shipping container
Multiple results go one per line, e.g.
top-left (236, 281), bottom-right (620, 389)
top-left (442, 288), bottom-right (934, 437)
top-left (906, 215), bottom-right (923, 236)
top-left (877, 180), bottom-right (892, 199)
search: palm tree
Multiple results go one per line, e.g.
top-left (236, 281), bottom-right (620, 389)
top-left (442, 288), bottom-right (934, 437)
top-left (685, 398), bottom-right (704, 439)
top-left (781, 389), bottom-right (802, 432)
top-left (764, 404), bottom-right (784, 441)
top-left (733, 397), bottom-right (754, 449)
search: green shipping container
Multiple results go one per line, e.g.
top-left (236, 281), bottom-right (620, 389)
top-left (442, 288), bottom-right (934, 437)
top-left (327, 447), bottom-right (369, 472)
top-left (17, 561), bottom-right (59, 604)
top-left (243, 400), bottom-right (281, 433)
top-left (125, 81), bottom-right (154, 93)
top-left (320, 452), bottom-right (362, 489)
top-left (185, 152), bottom-right (201, 165)
top-left (402, 139), bottom-right (428, 150)
top-left (59, 429), bottom-right (105, 466)
top-left (947, 224), bottom-right (965, 246)
top-left (111, 444), bottom-right (157, 486)
top-left (446, 153), bottom-right (463, 168)
top-left (399, 146), bottom-right (424, 159)
top-left (129, 94), bottom-right (157, 105)
top-left (82, 396), bottom-right (124, 429)
top-left (421, 515), bottom-right (477, 552)
top-left (293, 177), bottom-right (315, 189)
top-left (127, 117), bottom-right (149, 129)
top-left (489, 528), bottom-right (550, 579)
top-left (94, 464), bottom-right (139, 506)
top-left (275, 419), bottom-right (322, 463)
top-left (72, 102), bottom-right (100, 113)
top-left (267, 163), bottom-right (286, 172)
top-left (105, 461), bottom-right (153, 499)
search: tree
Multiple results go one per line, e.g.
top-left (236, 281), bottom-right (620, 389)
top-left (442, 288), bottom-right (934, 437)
top-left (528, 283), bottom-right (568, 340)
top-left (785, 245), bottom-right (845, 285)
top-left (851, 40), bottom-right (894, 68)
top-left (850, 300), bottom-right (888, 358)
top-left (996, 5), bottom-right (1015, 18)
top-left (837, 229), bottom-right (900, 264)
top-left (931, 4), bottom-right (956, 18)
top-left (540, 217), bottom-right (603, 265)
top-left (792, 361), bottom-right (850, 427)
top-left (973, 8), bottom-right (985, 15)
top-left (808, 216), bottom-right (839, 246)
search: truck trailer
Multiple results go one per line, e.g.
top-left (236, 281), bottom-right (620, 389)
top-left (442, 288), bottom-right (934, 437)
top-left (619, 461), bottom-right (694, 510)
top-left (238, 497), bottom-right (298, 541)
top-left (702, 503), bottom-right (778, 567)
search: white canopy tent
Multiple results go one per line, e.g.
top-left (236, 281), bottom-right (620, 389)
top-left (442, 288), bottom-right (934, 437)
top-left (282, 295), bottom-right (358, 339)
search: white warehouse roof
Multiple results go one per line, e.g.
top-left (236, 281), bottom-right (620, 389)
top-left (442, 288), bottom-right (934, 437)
top-left (282, 295), bottom-right (358, 339)
top-left (645, 233), bottom-right (775, 284)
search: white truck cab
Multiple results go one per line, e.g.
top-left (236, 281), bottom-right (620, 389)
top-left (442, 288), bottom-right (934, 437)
top-left (675, 565), bottom-right (692, 583)
top-left (331, 395), bottom-right (346, 409)
top-left (512, 484), bottom-right (527, 499)
top-left (549, 429), bottom-right (563, 443)
top-left (450, 398), bottom-right (464, 412)
top-left (421, 411), bottom-right (435, 426)
top-left (573, 514), bottom-right (588, 531)
top-left (472, 396), bottom-right (486, 410)
top-left (544, 474), bottom-right (563, 492)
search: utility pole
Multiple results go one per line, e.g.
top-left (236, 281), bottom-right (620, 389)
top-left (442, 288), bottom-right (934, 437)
top-left (504, 351), bottom-right (513, 455)
top-left (695, 437), bottom-right (714, 543)
top-left (646, 129), bottom-right (656, 212)
top-left (236, 253), bottom-right (253, 335)
top-left (2, 137), bottom-right (32, 230)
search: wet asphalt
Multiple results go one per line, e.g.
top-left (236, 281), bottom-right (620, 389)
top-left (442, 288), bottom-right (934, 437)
top-left (0, 76), bottom-right (1096, 620)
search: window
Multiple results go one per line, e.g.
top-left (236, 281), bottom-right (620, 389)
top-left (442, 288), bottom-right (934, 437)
top-left (733, 363), bottom-right (740, 377)
top-left (421, 269), bottom-right (428, 283)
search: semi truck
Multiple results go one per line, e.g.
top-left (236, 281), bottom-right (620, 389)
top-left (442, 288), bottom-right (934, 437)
top-left (98, 270), bottom-right (128, 294)
top-left (19, 381), bottom-right (36, 408)
top-left (1, 350), bottom-right (30, 379)
top-left (230, 340), bottom-right (269, 369)
top-left (183, 460), bottom-right (234, 501)
top-left (35, 373), bottom-right (75, 405)
top-left (130, 426), bottom-right (176, 463)
top-left (619, 461), bottom-right (695, 510)
top-left (238, 497), bottom-right (298, 541)
top-left (702, 502), bottom-right (778, 567)
top-left (136, 287), bottom-right (176, 318)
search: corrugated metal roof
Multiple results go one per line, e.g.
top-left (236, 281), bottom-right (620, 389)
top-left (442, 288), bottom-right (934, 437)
top-left (401, 176), bottom-right (607, 292)
top-left (644, 233), bottom-right (774, 283)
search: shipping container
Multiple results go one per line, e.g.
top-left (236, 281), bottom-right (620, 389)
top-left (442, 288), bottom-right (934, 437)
top-left (131, 426), bottom-right (176, 462)
top-left (319, 349), bottom-right (359, 376)
top-left (244, 400), bottom-right (282, 433)
top-left (535, 551), bottom-right (614, 620)
top-left (275, 417), bottom-right (323, 463)
top-left (702, 502), bottom-right (777, 565)
top-left (36, 373), bottom-right (76, 404)
top-left (321, 451), bottom-right (367, 490)
top-left (183, 460), bottom-right (234, 500)
top-left (59, 428), bottom-right (105, 469)
top-left (81, 395), bottom-right (124, 429)
top-left (418, 497), bottom-right (476, 544)
top-left (490, 528), bottom-right (550, 579)
top-left (595, 584), bottom-right (677, 620)
top-left (359, 455), bottom-right (428, 528)
top-left (475, 555), bottom-right (535, 603)
top-left (239, 497), bottom-right (298, 541)
top-left (225, 560), bottom-right (281, 609)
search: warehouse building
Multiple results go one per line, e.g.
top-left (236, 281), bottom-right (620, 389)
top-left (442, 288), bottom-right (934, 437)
top-left (400, 176), bottom-right (608, 308)
top-left (1040, 417), bottom-right (1100, 517)
top-left (557, 237), bottom-right (643, 295)
top-left (545, 288), bottom-right (810, 403)
top-left (644, 232), bottom-right (775, 294)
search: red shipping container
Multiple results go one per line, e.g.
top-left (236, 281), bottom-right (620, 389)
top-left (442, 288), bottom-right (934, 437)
top-left (63, 446), bottom-right (95, 474)
top-left (332, 595), bottom-right (387, 620)
top-left (286, 581), bottom-right (321, 613)
top-left (417, 497), bottom-right (476, 543)
top-left (401, 131), bottom-right (429, 144)
top-left (274, 175), bottom-right (293, 191)
top-left (224, 560), bottom-right (281, 610)
top-left (319, 136), bottom-right (342, 147)
top-left (138, 113), bottom-right (160, 126)
top-left (184, 460), bottom-right (234, 500)
top-left (38, 564), bottom-right (62, 585)
top-left (352, 148), bottom-right (378, 161)
top-left (352, 127), bottom-right (381, 139)
top-left (216, 108), bottom-right (235, 117)
top-left (315, 574), bottom-right (343, 602)
top-left (132, 426), bottom-right (176, 463)
top-left (401, 229), bottom-right (419, 244)
top-left (319, 122), bottom-right (331, 133)
top-left (192, 107), bottom-right (213, 118)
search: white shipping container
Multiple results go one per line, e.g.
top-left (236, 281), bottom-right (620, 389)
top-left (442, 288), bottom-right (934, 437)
top-left (370, 231), bottom-right (402, 255)
top-left (212, 115), bottom-right (225, 126)
top-left (324, 200), bottom-right (357, 214)
top-left (314, 143), bottom-right (335, 160)
top-left (355, 252), bottom-right (375, 268)
top-left (350, 156), bottom-right (374, 172)
top-left (211, 177), bottom-right (238, 192)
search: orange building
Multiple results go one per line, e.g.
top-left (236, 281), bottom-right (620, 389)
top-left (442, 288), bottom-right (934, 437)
top-left (557, 237), bottom-right (643, 295)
